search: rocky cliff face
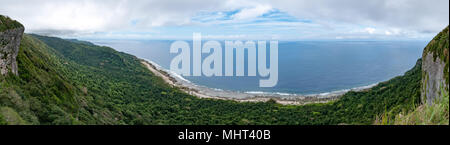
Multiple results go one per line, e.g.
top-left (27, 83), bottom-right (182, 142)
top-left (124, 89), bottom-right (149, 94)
top-left (0, 17), bottom-right (24, 76)
top-left (422, 26), bottom-right (449, 104)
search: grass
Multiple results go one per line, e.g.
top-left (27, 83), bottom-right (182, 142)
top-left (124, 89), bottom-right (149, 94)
top-left (0, 15), bottom-right (23, 32)
top-left (376, 87), bottom-right (449, 125)
top-left (0, 106), bottom-right (27, 125)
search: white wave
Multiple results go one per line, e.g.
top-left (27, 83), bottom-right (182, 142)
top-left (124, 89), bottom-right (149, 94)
top-left (274, 92), bottom-right (292, 96)
top-left (308, 82), bottom-right (379, 97)
top-left (245, 91), bottom-right (295, 96)
top-left (352, 83), bottom-right (378, 90)
top-left (167, 70), bottom-right (192, 83)
top-left (143, 59), bottom-right (191, 83)
top-left (212, 88), bottom-right (224, 91)
top-left (245, 91), bottom-right (265, 94)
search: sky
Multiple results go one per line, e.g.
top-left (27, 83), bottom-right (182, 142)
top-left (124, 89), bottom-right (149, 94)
top-left (0, 0), bottom-right (448, 40)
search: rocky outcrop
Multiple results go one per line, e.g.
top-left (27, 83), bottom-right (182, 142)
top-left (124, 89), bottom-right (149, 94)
top-left (0, 17), bottom-right (24, 76)
top-left (421, 26), bottom-right (449, 105)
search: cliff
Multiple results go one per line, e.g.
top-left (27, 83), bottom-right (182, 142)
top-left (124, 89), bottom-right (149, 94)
top-left (0, 15), bottom-right (24, 75)
top-left (422, 26), bottom-right (449, 105)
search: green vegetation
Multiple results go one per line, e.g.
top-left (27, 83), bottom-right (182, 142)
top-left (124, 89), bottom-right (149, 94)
top-left (0, 107), bottom-right (27, 125)
top-left (423, 26), bottom-right (449, 85)
top-left (0, 33), bottom-right (424, 125)
top-left (1, 34), bottom-right (84, 124)
top-left (377, 87), bottom-right (449, 125)
top-left (0, 15), bottom-right (23, 32)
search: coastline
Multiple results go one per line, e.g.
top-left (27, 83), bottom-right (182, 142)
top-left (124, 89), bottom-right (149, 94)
top-left (140, 59), bottom-right (374, 105)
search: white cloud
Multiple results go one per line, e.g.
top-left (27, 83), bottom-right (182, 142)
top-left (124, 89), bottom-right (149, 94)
top-left (364, 28), bottom-right (376, 34)
top-left (0, 0), bottom-right (447, 40)
top-left (269, 0), bottom-right (449, 33)
top-left (385, 31), bottom-right (392, 36)
top-left (0, 0), bottom-right (230, 33)
top-left (231, 5), bottom-right (273, 20)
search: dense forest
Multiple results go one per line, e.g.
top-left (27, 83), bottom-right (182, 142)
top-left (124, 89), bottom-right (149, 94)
top-left (0, 33), bottom-right (423, 125)
top-left (0, 15), bottom-right (23, 32)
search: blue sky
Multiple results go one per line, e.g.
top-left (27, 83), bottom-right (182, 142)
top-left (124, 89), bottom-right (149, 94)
top-left (0, 0), bottom-right (448, 41)
top-left (98, 9), bottom-right (324, 40)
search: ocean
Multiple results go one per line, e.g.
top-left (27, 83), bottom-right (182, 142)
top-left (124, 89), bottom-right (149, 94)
top-left (90, 40), bottom-right (427, 97)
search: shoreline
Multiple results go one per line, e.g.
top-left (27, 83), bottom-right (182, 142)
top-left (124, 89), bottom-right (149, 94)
top-left (140, 59), bottom-right (374, 105)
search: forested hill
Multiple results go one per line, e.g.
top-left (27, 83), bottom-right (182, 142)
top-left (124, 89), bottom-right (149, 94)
top-left (0, 15), bottom-right (441, 125)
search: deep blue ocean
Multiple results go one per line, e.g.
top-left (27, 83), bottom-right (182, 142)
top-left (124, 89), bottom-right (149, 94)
top-left (91, 40), bottom-right (427, 95)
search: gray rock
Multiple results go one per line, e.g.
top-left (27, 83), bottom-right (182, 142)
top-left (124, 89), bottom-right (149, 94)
top-left (421, 52), bottom-right (447, 105)
top-left (0, 27), bottom-right (24, 76)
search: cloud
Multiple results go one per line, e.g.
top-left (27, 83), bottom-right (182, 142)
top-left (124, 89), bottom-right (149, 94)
top-left (231, 4), bottom-right (273, 20)
top-left (269, 0), bottom-right (449, 33)
top-left (0, 0), bottom-right (127, 32)
top-left (0, 0), bottom-right (447, 40)
top-left (0, 0), bottom-right (230, 34)
top-left (364, 28), bottom-right (376, 34)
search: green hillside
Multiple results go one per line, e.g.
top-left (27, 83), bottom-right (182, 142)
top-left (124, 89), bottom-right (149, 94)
top-left (0, 15), bottom-right (23, 32)
top-left (0, 32), bottom-right (423, 125)
top-left (379, 26), bottom-right (449, 125)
